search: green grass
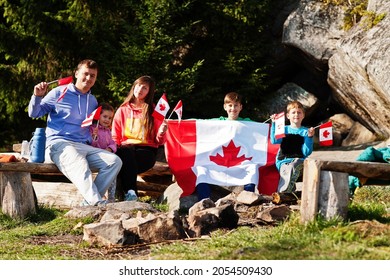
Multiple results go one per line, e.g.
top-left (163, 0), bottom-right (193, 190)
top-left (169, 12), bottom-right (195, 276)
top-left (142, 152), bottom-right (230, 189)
top-left (151, 186), bottom-right (390, 260)
top-left (0, 208), bottom-right (93, 260)
top-left (151, 214), bottom-right (390, 260)
top-left (0, 186), bottom-right (389, 260)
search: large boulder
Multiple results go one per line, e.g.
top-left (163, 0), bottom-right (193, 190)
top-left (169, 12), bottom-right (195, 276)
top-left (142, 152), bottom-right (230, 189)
top-left (283, 0), bottom-right (346, 73)
top-left (328, 0), bottom-right (390, 138)
top-left (280, 0), bottom-right (389, 143)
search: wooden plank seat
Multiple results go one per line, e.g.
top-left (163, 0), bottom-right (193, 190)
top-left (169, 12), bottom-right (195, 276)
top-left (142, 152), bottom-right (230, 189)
top-left (1, 146), bottom-right (173, 218)
top-left (300, 158), bottom-right (390, 223)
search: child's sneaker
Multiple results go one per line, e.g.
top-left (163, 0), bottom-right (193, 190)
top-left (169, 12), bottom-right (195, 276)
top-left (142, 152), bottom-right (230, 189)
top-left (80, 199), bottom-right (89, 206)
top-left (95, 200), bottom-right (108, 207)
top-left (125, 190), bottom-right (138, 201)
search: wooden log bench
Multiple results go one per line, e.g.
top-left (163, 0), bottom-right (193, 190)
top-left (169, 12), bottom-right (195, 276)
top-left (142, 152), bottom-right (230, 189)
top-left (300, 157), bottom-right (390, 223)
top-left (0, 144), bottom-right (173, 218)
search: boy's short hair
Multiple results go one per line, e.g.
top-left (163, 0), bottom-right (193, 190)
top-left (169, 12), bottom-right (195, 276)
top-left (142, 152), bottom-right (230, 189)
top-left (286, 100), bottom-right (305, 113)
top-left (224, 92), bottom-right (242, 104)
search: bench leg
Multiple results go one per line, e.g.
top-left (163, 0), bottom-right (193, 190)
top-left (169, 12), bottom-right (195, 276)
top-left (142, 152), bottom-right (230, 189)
top-left (318, 171), bottom-right (349, 220)
top-left (300, 158), bottom-right (322, 223)
top-left (0, 171), bottom-right (37, 219)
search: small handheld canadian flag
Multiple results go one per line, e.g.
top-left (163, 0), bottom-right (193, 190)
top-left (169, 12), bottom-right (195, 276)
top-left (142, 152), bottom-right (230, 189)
top-left (47, 76), bottom-right (73, 86)
top-left (81, 106), bottom-right (102, 127)
top-left (152, 93), bottom-right (170, 121)
top-left (274, 112), bottom-right (286, 139)
top-left (319, 121), bottom-right (333, 146)
top-left (173, 100), bottom-right (183, 121)
top-left (167, 100), bottom-right (183, 121)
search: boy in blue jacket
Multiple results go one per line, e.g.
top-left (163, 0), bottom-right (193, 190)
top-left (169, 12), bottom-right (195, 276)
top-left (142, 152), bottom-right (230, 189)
top-left (270, 100), bottom-right (314, 193)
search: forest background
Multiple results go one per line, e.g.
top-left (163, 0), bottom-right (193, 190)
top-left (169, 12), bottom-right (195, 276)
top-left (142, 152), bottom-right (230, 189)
top-left (0, 0), bottom-right (297, 149)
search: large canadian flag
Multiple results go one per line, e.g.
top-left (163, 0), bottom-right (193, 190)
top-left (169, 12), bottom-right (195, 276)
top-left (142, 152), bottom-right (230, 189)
top-left (165, 119), bottom-right (280, 196)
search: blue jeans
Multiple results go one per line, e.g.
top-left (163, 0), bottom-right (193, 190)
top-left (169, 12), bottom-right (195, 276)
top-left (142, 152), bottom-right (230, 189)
top-left (196, 183), bottom-right (256, 201)
top-left (46, 140), bottom-right (122, 205)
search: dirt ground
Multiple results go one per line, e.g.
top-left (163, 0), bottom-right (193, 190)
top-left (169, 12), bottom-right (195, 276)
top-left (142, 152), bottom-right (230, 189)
top-left (29, 234), bottom-right (153, 260)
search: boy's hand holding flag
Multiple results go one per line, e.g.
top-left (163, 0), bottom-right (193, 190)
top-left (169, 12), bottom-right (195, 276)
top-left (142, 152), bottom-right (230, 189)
top-left (152, 93), bottom-right (170, 121)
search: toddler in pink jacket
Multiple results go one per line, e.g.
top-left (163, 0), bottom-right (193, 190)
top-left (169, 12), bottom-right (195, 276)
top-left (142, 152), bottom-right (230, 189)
top-left (90, 102), bottom-right (117, 202)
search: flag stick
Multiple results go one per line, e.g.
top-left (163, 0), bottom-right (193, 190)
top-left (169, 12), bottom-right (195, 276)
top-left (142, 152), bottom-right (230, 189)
top-left (167, 110), bottom-right (174, 120)
top-left (313, 124), bottom-right (323, 129)
top-left (263, 117), bottom-right (271, 123)
top-left (92, 120), bottom-right (99, 141)
top-left (47, 79), bottom-right (58, 85)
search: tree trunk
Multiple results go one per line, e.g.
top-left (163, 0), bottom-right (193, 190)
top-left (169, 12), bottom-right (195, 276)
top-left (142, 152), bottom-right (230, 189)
top-left (0, 171), bottom-right (36, 218)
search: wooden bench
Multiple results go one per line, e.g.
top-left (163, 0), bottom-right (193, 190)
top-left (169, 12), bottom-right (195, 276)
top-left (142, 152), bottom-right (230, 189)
top-left (300, 158), bottom-right (390, 223)
top-left (0, 145), bottom-right (172, 218)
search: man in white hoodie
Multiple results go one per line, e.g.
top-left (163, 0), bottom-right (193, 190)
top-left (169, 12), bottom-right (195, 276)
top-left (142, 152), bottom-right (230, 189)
top-left (28, 59), bottom-right (122, 206)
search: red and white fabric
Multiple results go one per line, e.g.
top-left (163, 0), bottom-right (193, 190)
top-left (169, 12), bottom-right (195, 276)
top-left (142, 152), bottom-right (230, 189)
top-left (165, 119), bottom-right (280, 196)
top-left (274, 112), bottom-right (286, 139)
top-left (152, 93), bottom-right (170, 121)
top-left (81, 106), bottom-right (102, 127)
top-left (319, 121), bottom-right (333, 146)
top-left (172, 100), bottom-right (183, 121)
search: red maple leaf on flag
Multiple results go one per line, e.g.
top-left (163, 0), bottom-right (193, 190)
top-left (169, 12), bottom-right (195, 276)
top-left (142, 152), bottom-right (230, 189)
top-left (319, 121), bottom-right (333, 146)
top-left (322, 129), bottom-right (330, 138)
top-left (159, 103), bottom-right (167, 111)
top-left (209, 140), bottom-right (252, 168)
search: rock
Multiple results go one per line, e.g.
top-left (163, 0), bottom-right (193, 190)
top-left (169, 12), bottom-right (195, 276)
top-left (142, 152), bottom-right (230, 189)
top-left (236, 190), bottom-right (268, 206)
top-left (278, 0), bottom-right (390, 141)
top-left (187, 202), bottom-right (238, 237)
top-left (257, 205), bottom-right (291, 223)
top-left (283, 0), bottom-right (346, 70)
top-left (83, 220), bottom-right (126, 246)
top-left (64, 206), bottom-right (103, 220)
top-left (136, 212), bottom-right (186, 243)
top-left (327, 0), bottom-right (390, 138)
top-left (330, 113), bottom-right (355, 135)
top-left (329, 113), bottom-right (356, 146)
top-left (157, 182), bottom-right (183, 211)
top-left (342, 122), bottom-right (377, 146)
top-left (259, 83), bottom-right (319, 120)
top-left (74, 189), bottom-right (299, 247)
top-left (188, 198), bottom-right (215, 217)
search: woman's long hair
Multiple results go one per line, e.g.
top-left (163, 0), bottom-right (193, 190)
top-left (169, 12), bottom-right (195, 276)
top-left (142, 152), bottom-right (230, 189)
top-left (121, 76), bottom-right (156, 140)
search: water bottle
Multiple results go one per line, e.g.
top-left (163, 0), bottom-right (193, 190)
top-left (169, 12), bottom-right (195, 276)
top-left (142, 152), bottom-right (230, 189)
top-left (29, 128), bottom-right (46, 163)
top-left (21, 140), bottom-right (30, 160)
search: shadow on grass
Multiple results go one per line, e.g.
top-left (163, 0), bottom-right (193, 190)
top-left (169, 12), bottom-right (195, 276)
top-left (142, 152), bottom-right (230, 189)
top-left (348, 203), bottom-right (390, 223)
top-left (0, 206), bottom-right (64, 230)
